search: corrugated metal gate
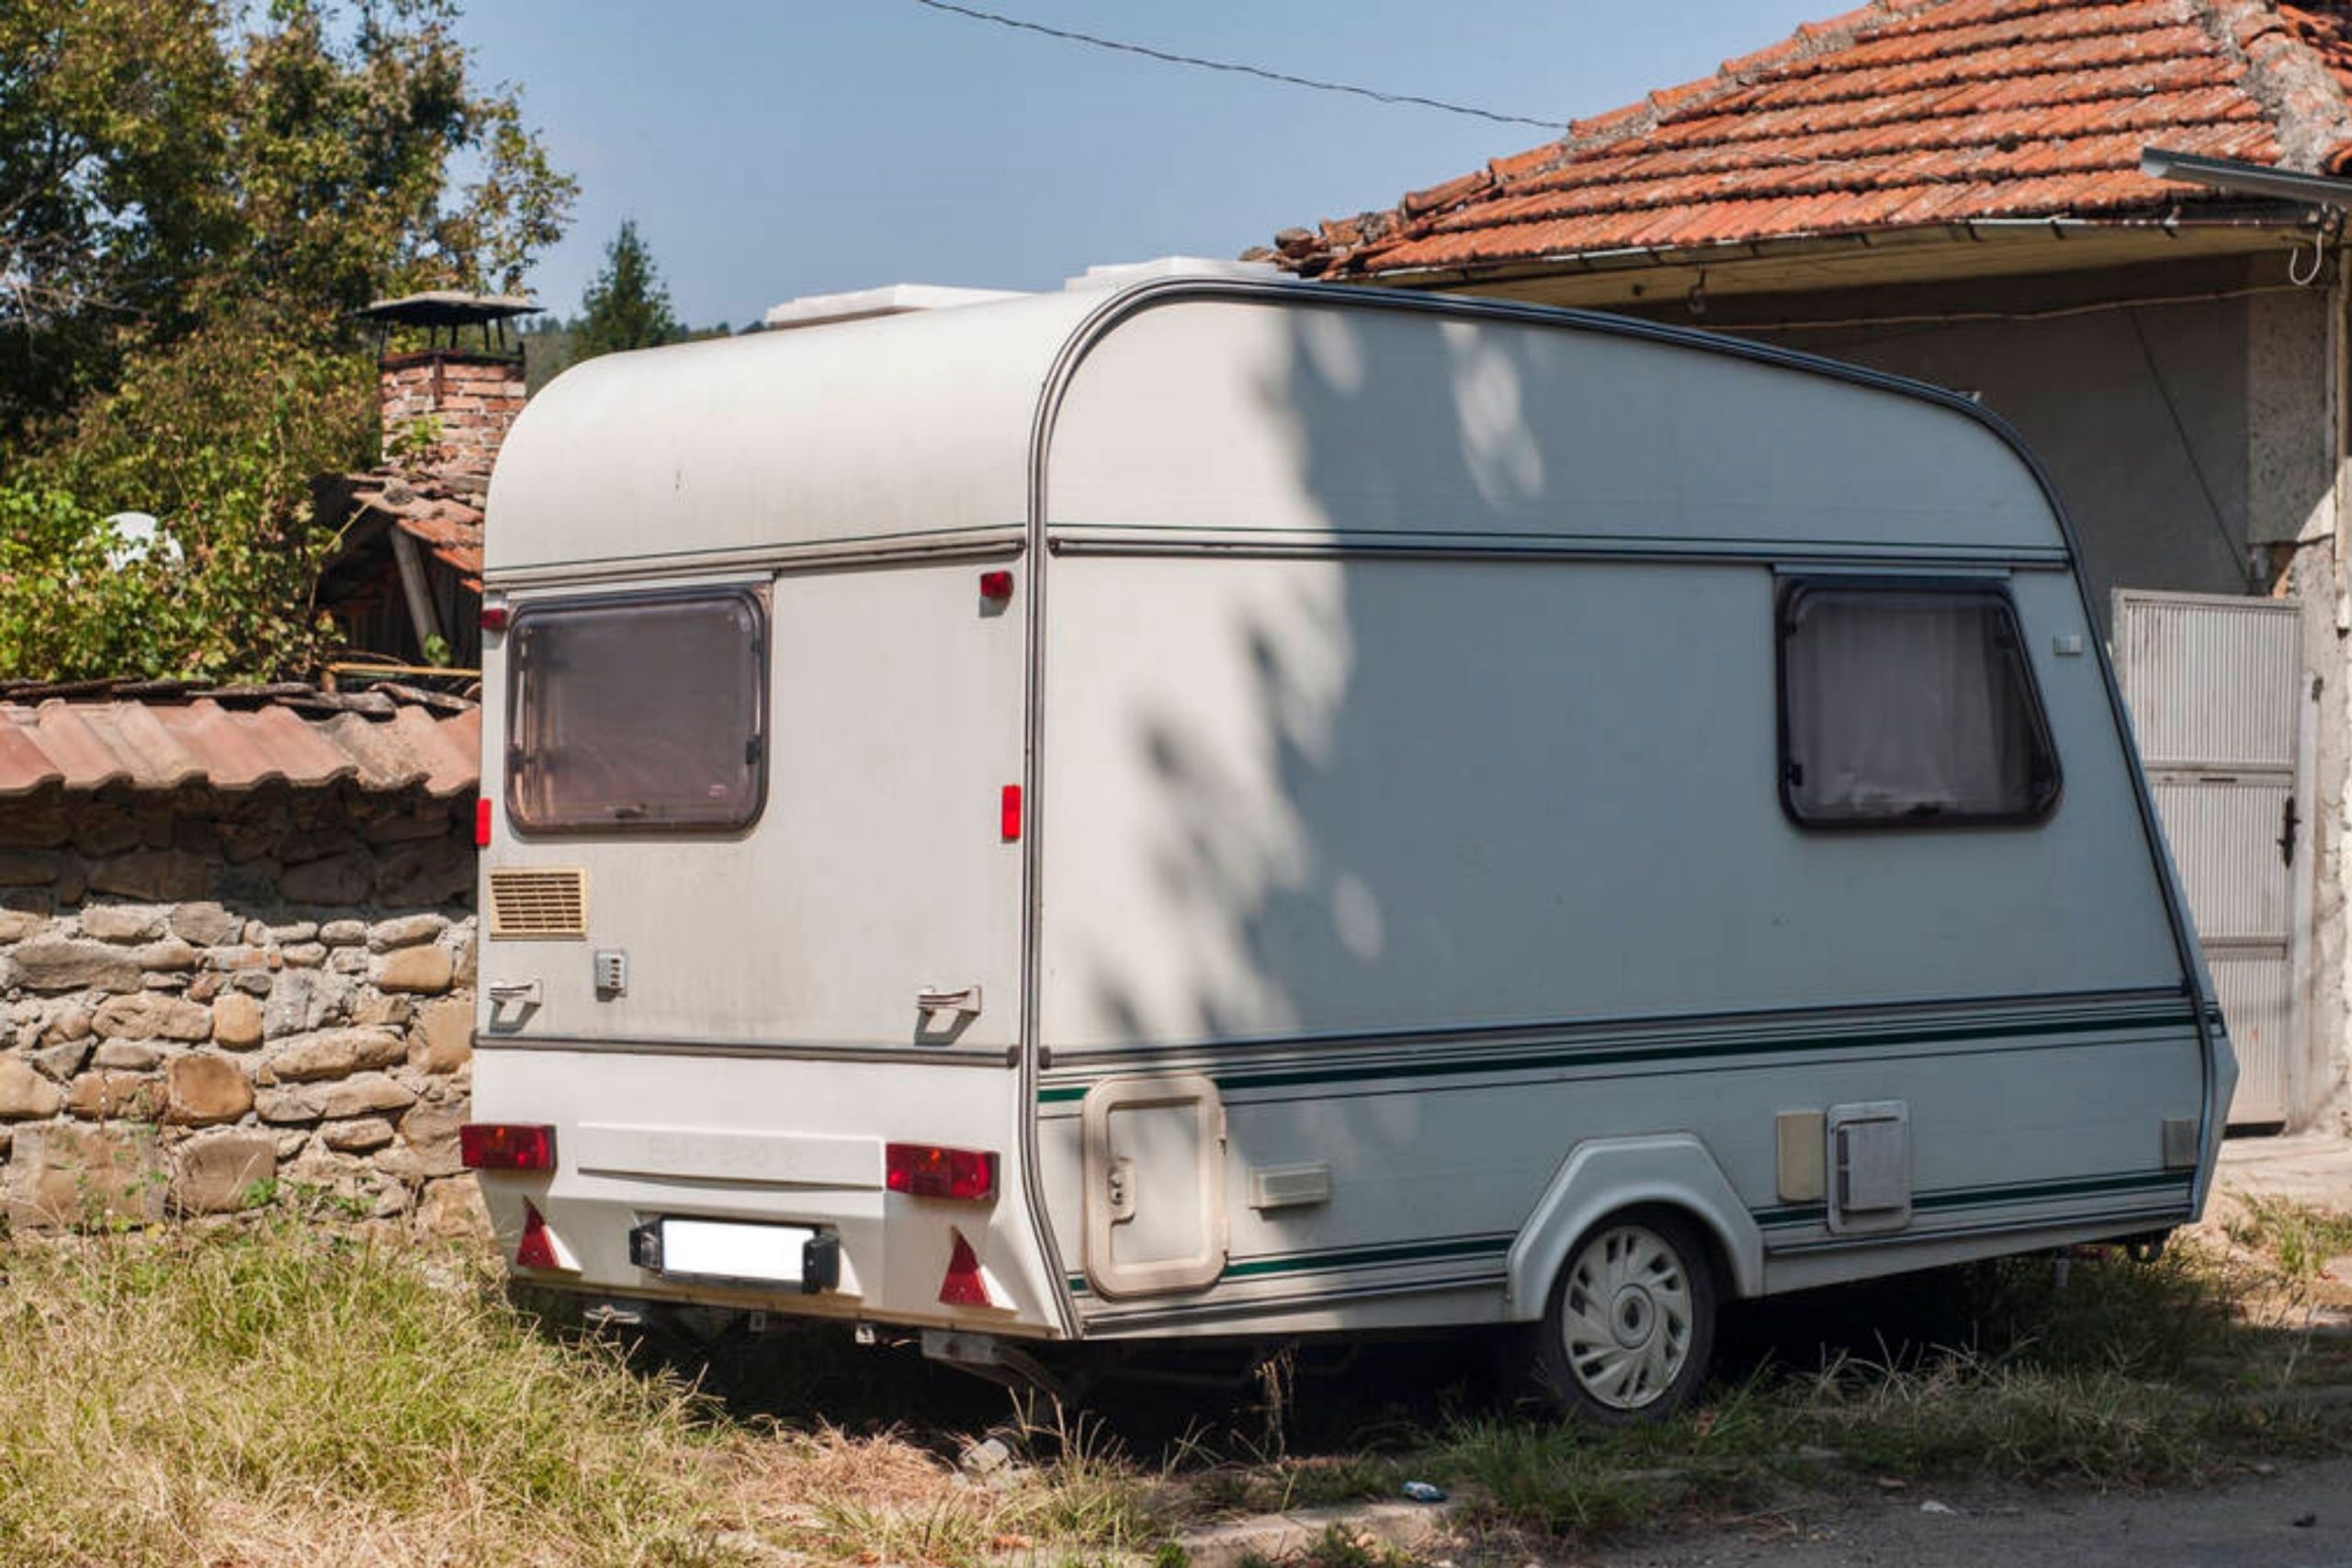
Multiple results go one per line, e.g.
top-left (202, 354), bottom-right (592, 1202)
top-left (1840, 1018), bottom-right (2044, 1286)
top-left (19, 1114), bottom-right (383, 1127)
top-left (2113, 591), bottom-right (2308, 1127)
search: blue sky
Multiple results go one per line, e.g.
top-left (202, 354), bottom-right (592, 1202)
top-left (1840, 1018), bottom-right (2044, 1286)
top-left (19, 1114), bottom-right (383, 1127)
top-left (456, 2), bottom-right (1828, 329)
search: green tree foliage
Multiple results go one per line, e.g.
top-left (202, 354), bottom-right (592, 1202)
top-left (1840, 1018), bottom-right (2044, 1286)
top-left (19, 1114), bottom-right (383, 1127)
top-left (0, 0), bottom-right (233, 435)
top-left (2, 311), bottom-right (376, 681)
top-left (571, 220), bottom-right (681, 361)
top-left (0, 0), bottom-right (574, 682)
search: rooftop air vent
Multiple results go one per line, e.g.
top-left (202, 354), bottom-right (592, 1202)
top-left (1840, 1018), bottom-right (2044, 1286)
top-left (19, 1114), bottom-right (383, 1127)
top-left (1061, 256), bottom-right (1285, 291)
top-left (761, 284), bottom-right (1028, 332)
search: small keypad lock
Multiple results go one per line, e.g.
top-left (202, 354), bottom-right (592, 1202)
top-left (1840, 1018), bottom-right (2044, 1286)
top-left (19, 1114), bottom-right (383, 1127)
top-left (593, 949), bottom-right (628, 998)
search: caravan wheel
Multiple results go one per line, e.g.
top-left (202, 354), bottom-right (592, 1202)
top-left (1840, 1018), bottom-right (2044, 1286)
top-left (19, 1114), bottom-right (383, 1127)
top-left (1535, 1211), bottom-right (1715, 1422)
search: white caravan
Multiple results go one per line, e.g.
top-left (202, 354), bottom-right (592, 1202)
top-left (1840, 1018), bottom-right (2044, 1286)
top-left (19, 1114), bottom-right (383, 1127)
top-left (467, 270), bottom-right (2234, 1417)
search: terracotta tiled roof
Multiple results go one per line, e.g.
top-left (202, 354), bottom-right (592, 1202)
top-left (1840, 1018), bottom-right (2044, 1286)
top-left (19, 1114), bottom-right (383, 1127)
top-left (0, 682), bottom-right (480, 799)
top-left (1273, 0), bottom-right (2352, 279)
top-left (348, 471), bottom-right (486, 590)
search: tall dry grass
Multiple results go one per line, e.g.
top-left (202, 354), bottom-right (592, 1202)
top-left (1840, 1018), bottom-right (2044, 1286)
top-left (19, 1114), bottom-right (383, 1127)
top-left (2, 1207), bottom-right (2343, 1564)
top-left (0, 1219), bottom-right (1166, 1567)
top-left (0, 1218), bottom-right (736, 1565)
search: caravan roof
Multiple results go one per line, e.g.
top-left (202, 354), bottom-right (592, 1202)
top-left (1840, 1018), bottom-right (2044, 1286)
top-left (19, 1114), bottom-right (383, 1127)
top-left (487, 276), bottom-right (2065, 583)
top-left (488, 286), bottom-right (1105, 579)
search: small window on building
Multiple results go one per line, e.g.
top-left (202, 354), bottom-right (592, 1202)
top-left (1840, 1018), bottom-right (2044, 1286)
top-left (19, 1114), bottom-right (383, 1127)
top-left (506, 588), bottom-right (766, 832)
top-left (1778, 581), bottom-right (2059, 828)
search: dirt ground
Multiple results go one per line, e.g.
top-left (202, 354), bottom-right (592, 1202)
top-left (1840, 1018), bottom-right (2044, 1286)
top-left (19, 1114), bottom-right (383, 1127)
top-left (1583, 1131), bottom-right (2352, 1567)
top-left (1588, 1456), bottom-right (2352, 1568)
top-left (2199, 1130), bottom-right (2352, 1318)
top-left (2206, 1131), bottom-right (2352, 1217)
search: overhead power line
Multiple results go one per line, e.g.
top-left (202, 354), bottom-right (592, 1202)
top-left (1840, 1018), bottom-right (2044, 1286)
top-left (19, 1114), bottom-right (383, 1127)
top-left (904, 0), bottom-right (1564, 130)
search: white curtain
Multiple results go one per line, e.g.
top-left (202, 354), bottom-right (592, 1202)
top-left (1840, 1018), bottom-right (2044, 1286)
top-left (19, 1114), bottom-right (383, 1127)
top-left (1783, 592), bottom-right (2041, 822)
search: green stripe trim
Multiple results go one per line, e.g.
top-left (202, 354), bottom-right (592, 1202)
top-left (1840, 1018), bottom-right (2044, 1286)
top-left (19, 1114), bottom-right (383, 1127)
top-left (1223, 1233), bottom-right (1511, 1280)
top-left (1066, 1171), bottom-right (2191, 1296)
top-left (1049, 521), bottom-right (2071, 559)
top-left (1912, 1168), bottom-right (2189, 1213)
top-left (1755, 1169), bottom-right (2189, 1233)
top-left (1038, 1006), bottom-right (2193, 1104)
top-left (1069, 1232), bottom-right (1512, 1296)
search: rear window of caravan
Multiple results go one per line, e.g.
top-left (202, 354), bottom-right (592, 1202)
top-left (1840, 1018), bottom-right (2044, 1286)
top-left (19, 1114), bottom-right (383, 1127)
top-left (504, 589), bottom-right (767, 833)
top-left (1777, 581), bottom-right (2060, 828)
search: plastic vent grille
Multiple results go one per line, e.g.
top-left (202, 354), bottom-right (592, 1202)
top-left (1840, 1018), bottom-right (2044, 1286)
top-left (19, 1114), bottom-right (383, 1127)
top-left (488, 868), bottom-right (589, 940)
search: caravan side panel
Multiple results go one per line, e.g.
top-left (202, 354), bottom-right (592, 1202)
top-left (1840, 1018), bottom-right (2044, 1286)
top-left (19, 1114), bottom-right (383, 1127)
top-left (1028, 296), bottom-right (2210, 1334)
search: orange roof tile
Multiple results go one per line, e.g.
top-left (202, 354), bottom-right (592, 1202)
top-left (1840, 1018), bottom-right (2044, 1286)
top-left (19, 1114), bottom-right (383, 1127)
top-left (1277, 0), bottom-right (2352, 279)
top-left (0, 685), bottom-right (480, 799)
top-left (347, 472), bottom-right (487, 591)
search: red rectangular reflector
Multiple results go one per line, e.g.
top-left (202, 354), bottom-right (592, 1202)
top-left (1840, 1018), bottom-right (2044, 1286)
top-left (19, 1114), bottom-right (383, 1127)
top-left (480, 603), bottom-right (511, 632)
top-left (1001, 784), bottom-right (1022, 841)
top-left (474, 796), bottom-right (492, 848)
top-left (979, 570), bottom-right (1014, 602)
top-left (459, 1122), bottom-right (556, 1171)
top-left (886, 1143), bottom-right (997, 1201)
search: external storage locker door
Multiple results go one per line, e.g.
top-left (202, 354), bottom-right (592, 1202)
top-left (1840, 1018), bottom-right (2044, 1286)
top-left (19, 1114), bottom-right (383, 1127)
top-left (2112, 591), bottom-right (2305, 1126)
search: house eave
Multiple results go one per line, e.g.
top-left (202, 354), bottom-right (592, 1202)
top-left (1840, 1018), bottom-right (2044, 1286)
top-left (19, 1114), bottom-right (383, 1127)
top-left (1321, 212), bottom-right (2317, 310)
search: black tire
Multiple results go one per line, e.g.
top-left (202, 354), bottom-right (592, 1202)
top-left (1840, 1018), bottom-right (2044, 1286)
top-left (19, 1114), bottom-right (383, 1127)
top-left (1532, 1208), bottom-right (1717, 1423)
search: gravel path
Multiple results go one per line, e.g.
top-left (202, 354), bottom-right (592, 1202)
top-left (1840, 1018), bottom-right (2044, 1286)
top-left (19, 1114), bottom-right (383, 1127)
top-left (1589, 1458), bottom-right (2352, 1568)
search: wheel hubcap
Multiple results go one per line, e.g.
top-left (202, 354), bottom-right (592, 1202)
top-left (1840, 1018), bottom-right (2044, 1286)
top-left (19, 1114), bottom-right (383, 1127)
top-left (1558, 1224), bottom-right (1693, 1410)
top-left (1611, 1285), bottom-right (1654, 1347)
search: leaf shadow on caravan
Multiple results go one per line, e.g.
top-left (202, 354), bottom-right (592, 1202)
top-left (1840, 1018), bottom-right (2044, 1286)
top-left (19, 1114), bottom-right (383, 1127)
top-left (1065, 300), bottom-right (1742, 1055)
top-left (1051, 299), bottom-right (1780, 1332)
top-left (1036, 285), bottom-right (2219, 1440)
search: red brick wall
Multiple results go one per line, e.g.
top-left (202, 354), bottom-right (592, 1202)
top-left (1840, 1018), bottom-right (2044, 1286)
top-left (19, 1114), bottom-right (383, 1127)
top-left (379, 352), bottom-right (526, 495)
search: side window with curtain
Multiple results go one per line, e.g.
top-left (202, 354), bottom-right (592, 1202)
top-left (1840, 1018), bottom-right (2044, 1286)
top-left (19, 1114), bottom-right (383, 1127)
top-left (1777, 581), bottom-right (2061, 828)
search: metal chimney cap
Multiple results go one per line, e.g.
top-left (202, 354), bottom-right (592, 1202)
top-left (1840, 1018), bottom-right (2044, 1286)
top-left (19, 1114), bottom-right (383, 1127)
top-left (359, 291), bottom-right (540, 329)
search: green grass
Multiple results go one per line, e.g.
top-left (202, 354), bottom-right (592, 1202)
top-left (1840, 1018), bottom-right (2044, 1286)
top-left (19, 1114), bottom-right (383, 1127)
top-left (1787, 1348), bottom-right (2323, 1484)
top-left (2226, 1196), bottom-right (2352, 1286)
top-left (0, 1219), bottom-right (738, 1566)
top-left (1233, 1521), bottom-right (1424, 1568)
top-left (1397, 1245), bottom-right (2347, 1552)
top-left (1187, 1453), bottom-right (1408, 1519)
top-left (1416, 1351), bottom-right (2335, 1551)
top-left (0, 1219), bottom-right (1168, 1568)
top-left (1, 1217), bottom-right (2344, 1566)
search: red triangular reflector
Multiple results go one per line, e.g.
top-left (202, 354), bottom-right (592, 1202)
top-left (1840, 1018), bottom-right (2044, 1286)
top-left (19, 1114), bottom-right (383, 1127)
top-left (939, 1229), bottom-right (992, 1306)
top-left (515, 1201), bottom-right (561, 1270)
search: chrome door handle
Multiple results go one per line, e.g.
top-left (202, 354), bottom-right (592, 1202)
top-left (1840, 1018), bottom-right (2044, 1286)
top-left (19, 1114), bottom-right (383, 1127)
top-left (487, 980), bottom-right (542, 1006)
top-left (916, 985), bottom-right (981, 1017)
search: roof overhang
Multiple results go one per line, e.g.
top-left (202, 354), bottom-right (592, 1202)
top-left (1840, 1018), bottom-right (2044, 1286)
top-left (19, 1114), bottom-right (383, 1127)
top-left (2141, 147), bottom-right (2352, 209)
top-left (1334, 212), bottom-right (2313, 310)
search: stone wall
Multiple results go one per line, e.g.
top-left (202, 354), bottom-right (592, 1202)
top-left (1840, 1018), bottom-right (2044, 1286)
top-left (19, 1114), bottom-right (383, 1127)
top-left (0, 782), bottom-right (481, 1235)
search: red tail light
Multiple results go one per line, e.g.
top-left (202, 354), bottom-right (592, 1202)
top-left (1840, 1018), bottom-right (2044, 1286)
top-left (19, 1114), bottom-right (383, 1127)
top-left (939, 1229), bottom-right (993, 1306)
top-left (460, 1122), bottom-right (556, 1171)
top-left (514, 1201), bottom-right (565, 1270)
top-left (886, 1143), bottom-right (997, 1200)
top-left (1001, 784), bottom-right (1022, 841)
top-left (474, 796), bottom-right (492, 848)
top-left (979, 570), bottom-right (1014, 603)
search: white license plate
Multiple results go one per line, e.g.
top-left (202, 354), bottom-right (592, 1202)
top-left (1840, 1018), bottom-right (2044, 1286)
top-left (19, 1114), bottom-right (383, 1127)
top-left (656, 1219), bottom-right (818, 1285)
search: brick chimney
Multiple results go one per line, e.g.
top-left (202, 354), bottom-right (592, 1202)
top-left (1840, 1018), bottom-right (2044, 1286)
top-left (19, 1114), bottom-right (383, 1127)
top-left (359, 292), bottom-right (537, 500)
